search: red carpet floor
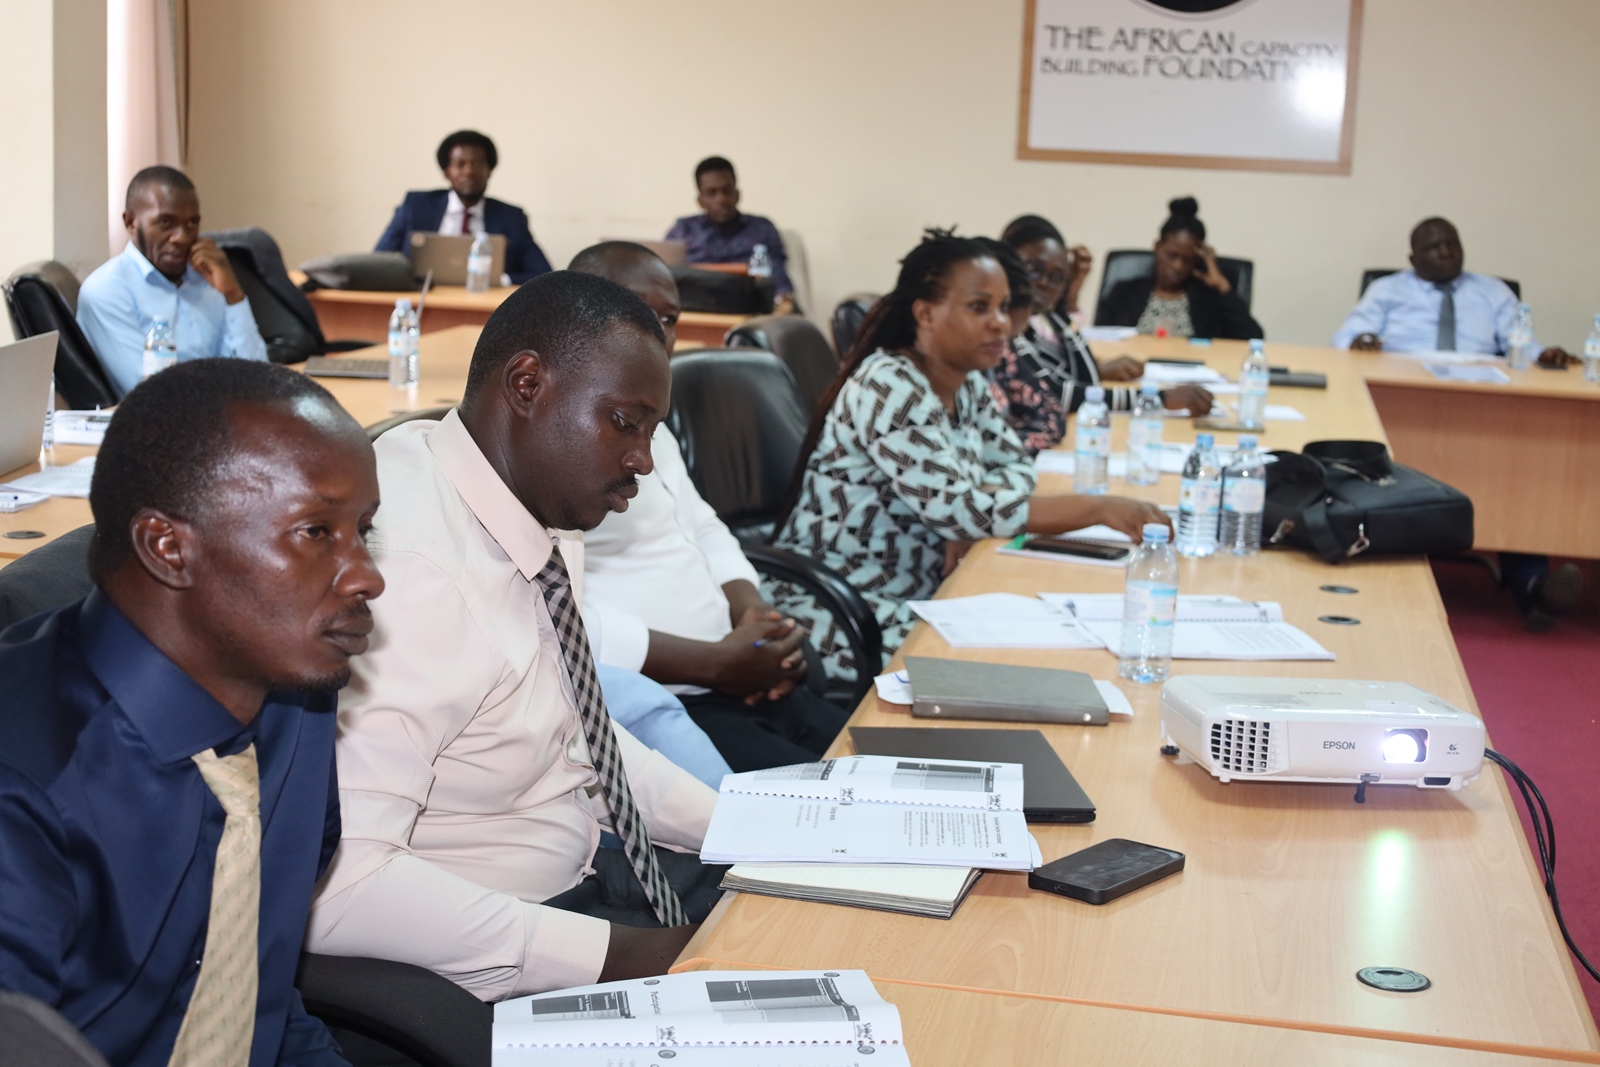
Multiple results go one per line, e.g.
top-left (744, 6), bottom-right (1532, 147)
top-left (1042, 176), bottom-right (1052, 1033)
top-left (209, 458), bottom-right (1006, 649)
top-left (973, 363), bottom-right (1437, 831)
top-left (1430, 558), bottom-right (1600, 1022)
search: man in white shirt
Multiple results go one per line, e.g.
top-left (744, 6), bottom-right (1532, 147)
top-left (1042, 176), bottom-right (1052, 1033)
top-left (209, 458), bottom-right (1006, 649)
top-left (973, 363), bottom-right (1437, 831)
top-left (308, 272), bottom-right (721, 999)
top-left (570, 242), bottom-right (850, 770)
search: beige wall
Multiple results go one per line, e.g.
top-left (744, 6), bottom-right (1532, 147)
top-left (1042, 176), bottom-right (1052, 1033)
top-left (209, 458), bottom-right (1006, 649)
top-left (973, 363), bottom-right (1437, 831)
top-left (186, 0), bottom-right (1600, 348)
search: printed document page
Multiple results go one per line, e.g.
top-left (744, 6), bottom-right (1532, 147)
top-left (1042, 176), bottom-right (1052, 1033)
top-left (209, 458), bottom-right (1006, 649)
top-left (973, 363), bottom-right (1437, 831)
top-left (908, 592), bottom-right (1099, 649)
top-left (493, 970), bottom-right (907, 1064)
top-left (0, 456), bottom-right (95, 498)
top-left (1041, 593), bottom-right (1284, 623)
top-left (701, 794), bottom-right (1038, 870)
top-left (720, 755), bottom-right (1024, 811)
top-left (1077, 617), bottom-right (1334, 660)
top-left (497, 1047), bottom-right (912, 1065)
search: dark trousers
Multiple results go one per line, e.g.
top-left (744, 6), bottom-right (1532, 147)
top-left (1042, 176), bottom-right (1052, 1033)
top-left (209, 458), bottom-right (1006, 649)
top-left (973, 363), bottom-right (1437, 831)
top-left (543, 845), bottom-right (728, 927)
top-left (1501, 552), bottom-right (1550, 614)
top-left (680, 685), bottom-right (850, 772)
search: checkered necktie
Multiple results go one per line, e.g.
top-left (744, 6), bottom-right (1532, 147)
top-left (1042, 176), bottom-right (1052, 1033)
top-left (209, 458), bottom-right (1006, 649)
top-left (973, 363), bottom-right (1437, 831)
top-left (168, 745), bottom-right (261, 1067)
top-left (535, 548), bottom-right (688, 926)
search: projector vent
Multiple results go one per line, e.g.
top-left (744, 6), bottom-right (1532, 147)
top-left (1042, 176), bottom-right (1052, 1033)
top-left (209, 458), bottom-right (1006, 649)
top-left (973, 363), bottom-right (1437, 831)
top-left (1210, 719), bottom-right (1277, 774)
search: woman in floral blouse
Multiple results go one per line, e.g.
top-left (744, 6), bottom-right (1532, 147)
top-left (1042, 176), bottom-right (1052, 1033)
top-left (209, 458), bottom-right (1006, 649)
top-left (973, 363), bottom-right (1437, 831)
top-left (773, 232), bottom-right (1169, 682)
top-left (989, 215), bottom-right (1215, 454)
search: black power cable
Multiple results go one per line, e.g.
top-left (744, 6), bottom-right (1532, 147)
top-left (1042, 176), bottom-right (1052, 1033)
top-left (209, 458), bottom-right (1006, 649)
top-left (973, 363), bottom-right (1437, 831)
top-left (1485, 748), bottom-right (1600, 984)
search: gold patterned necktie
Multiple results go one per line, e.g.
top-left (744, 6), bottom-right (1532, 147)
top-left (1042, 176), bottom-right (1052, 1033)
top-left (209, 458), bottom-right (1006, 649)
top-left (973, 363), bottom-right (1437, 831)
top-left (535, 547), bottom-right (688, 926)
top-left (168, 744), bottom-right (261, 1067)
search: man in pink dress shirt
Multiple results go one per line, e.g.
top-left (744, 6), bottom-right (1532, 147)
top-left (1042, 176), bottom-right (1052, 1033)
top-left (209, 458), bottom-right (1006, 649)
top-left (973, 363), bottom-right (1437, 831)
top-left (308, 272), bottom-right (723, 999)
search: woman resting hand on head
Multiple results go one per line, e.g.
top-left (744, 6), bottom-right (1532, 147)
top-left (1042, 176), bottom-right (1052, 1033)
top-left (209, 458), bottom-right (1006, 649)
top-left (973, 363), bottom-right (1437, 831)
top-left (1096, 197), bottom-right (1263, 342)
top-left (772, 232), bottom-right (1170, 683)
top-left (988, 216), bottom-right (1214, 453)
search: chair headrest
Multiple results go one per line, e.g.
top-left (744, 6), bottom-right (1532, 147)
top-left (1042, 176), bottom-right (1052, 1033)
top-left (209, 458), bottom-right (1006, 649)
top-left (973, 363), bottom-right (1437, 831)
top-left (7, 260), bottom-right (82, 315)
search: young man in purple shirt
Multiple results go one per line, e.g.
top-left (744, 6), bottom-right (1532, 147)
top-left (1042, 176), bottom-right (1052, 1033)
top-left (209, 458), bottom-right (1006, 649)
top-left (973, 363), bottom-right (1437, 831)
top-left (665, 156), bottom-right (797, 315)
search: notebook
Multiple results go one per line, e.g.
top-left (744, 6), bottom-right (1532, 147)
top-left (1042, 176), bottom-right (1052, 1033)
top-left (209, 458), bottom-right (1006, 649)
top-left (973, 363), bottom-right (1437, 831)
top-left (850, 727), bottom-right (1096, 824)
top-left (903, 656), bottom-right (1110, 725)
top-left (303, 356), bottom-right (388, 379)
top-left (721, 863), bottom-right (982, 920)
top-left (492, 970), bottom-right (911, 1066)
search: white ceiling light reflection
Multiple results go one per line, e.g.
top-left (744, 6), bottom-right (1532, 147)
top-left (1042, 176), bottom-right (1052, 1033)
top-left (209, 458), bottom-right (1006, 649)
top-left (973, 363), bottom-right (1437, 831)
top-left (1292, 65), bottom-right (1346, 128)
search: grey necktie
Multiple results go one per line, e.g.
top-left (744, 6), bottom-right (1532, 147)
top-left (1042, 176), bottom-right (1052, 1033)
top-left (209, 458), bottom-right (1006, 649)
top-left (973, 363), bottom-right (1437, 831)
top-left (1435, 281), bottom-right (1457, 351)
top-left (535, 547), bottom-right (688, 926)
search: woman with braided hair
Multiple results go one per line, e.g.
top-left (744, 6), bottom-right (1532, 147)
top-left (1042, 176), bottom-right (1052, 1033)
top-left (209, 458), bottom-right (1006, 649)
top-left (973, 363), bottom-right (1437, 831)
top-left (771, 232), bottom-right (1169, 683)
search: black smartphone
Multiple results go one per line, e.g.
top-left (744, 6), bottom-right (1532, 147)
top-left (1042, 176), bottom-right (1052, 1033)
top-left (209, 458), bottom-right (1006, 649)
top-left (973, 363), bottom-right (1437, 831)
top-left (1029, 838), bottom-right (1185, 905)
top-left (1020, 538), bottom-right (1130, 562)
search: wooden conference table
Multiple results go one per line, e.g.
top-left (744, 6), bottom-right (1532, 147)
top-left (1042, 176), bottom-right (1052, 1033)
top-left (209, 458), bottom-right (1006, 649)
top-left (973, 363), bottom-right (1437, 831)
top-left (291, 272), bottom-right (749, 349)
top-left (676, 340), bottom-right (1600, 1062)
top-left (1, 332), bottom-right (1595, 1061)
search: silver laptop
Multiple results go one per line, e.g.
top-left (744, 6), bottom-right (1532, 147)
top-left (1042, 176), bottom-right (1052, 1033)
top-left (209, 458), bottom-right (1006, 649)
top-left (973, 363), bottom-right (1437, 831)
top-left (601, 237), bottom-right (688, 266)
top-left (407, 232), bottom-right (506, 286)
top-left (0, 333), bottom-right (59, 474)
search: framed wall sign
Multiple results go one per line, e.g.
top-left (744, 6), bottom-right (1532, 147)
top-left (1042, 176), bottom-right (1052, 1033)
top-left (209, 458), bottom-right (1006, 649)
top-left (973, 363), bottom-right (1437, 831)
top-left (1018, 0), bottom-right (1363, 174)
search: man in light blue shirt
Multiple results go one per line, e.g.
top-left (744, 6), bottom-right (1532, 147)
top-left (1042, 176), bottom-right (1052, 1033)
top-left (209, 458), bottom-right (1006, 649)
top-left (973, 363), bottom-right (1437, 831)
top-left (597, 665), bottom-right (731, 790)
top-left (1334, 217), bottom-right (1574, 365)
top-left (78, 166), bottom-right (267, 397)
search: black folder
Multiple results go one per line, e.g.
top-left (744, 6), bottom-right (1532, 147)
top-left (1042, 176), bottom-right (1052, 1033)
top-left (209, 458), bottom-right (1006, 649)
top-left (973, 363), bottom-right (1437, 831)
top-left (849, 726), bottom-right (1096, 824)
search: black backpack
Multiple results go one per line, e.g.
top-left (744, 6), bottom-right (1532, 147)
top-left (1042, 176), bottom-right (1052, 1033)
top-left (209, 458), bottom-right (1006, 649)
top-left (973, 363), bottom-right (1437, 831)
top-left (1262, 440), bottom-right (1474, 563)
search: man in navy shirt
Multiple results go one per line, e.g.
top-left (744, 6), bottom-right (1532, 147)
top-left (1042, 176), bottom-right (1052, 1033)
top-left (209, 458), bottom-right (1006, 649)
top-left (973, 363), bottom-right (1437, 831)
top-left (375, 129), bottom-right (552, 285)
top-left (666, 156), bottom-right (797, 314)
top-left (0, 359), bottom-right (384, 1066)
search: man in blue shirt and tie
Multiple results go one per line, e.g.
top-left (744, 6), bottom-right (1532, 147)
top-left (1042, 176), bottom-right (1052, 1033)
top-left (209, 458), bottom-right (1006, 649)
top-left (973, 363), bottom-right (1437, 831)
top-left (1334, 217), bottom-right (1583, 630)
top-left (77, 166), bottom-right (269, 398)
top-left (0, 359), bottom-right (385, 1065)
top-left (666, 156), bottom-right (798, 315)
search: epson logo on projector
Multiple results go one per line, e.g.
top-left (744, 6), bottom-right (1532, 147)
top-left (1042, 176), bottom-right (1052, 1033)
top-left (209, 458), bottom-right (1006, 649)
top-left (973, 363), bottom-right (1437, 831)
top-left (1323, 740), bottom-right (1357, 750)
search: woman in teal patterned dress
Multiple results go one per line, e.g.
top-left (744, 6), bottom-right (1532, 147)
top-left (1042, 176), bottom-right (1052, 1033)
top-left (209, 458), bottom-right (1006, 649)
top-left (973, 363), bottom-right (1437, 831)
top-left (773, 233), bottom-right (1170, 683)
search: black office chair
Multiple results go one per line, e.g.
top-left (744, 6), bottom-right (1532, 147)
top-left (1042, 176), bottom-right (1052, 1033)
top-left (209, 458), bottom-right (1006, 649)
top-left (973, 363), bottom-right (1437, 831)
top-left (0, 993), bottom-right (110, 1067)
top-left (1359, 268), bottom-right (1520, 300)
top-left (4, 261), bottom-right (119, 408)
top-left (667, 348), bottom-right (882, 702)
top-left (830, 292), bottom-right (879, 358)
top-left (365, 407), bottom-right (455, 442)
top-left (724, 314), bottom-right (840, 415)
top-left (1093, 250), bottom-right (1255, 324)
top-left (0, 525), bottom-right (96, 630)
top-left (206, 228), bottom-right (369, 365)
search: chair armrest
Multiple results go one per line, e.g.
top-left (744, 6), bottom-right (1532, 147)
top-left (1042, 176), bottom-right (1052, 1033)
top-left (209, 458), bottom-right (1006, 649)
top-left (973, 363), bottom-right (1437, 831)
top-left (318, 339), bottom-right (375, 353)
top-left (296, 953), bottom-right (490, 1067)
top-left (741, 544), bottom-right (882, 705)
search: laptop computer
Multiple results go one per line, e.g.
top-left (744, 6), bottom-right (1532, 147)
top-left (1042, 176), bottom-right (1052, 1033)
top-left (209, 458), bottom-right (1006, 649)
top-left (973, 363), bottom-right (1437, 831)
top-left (0, 333), bottom-right (60, 474)
top-left (849, 726), bottom-right (1096, 824)
top-left (601, 237), bottom-right (688, 266)
top-left (407, 232), bottom-right (506, 286)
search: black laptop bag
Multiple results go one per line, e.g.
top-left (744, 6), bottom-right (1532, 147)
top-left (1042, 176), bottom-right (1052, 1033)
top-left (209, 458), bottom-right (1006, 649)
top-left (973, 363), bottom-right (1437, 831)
top-left (670, 266), bottom-right (773, 315)
top-left (1262, 440), bottom-right (1474, 563)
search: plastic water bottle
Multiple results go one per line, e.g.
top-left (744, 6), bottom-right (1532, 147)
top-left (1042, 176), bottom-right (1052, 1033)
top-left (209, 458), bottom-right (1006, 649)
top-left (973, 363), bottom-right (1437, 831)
top-left (1507, 305), bottom-right (1535, 370)
top-left (1125, 382), bottom-right (1163, 486)
top-left (41, 375), bottom-right (55, 453)
top-left (465, 229), bottom-right (493, 293)
top-left (1176, 432), bottom-right (1222, 558)
top-left (1118, 523), bottom-right (1178, 683)
top-left (388, 298), bottom-right (419, 389)
top-left (1237, 338), bottom-right (1270, 430)
top-left (141, 319), bottom-right (177, 379)
top-left (1583, 313), bottom-right (1600, 384)
top-left (747, 243), bottom-right (772, 281)
top-left (1073, 385), bottom-right (1110, 495)
top-left (1220, 434), bottom-right (1266, 557)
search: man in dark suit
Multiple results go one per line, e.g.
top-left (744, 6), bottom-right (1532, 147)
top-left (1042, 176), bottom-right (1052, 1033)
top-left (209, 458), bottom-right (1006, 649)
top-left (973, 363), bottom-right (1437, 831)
top-left (375, 130), bottom-right (552, 285)
top-left (0, 359), bottom-right (385, 1066)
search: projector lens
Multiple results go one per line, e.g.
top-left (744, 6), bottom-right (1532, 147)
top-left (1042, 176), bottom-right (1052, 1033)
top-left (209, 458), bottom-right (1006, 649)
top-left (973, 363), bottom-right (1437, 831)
top-left (1382, 729), bottom-right (1427, 763)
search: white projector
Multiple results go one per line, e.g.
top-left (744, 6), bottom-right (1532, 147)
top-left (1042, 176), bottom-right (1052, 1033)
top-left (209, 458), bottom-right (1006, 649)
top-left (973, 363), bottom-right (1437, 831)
top-left (1160, 676), bottom-right (1485, 790)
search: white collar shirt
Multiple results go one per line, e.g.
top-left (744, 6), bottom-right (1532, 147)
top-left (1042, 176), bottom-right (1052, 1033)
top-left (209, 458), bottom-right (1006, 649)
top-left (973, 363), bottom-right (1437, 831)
top-left (307, 410), bottom-right (716, 999)
top-left (581, 424), bottom-right (762, 692)
top-left (438, 189), bottom-right (485, 237)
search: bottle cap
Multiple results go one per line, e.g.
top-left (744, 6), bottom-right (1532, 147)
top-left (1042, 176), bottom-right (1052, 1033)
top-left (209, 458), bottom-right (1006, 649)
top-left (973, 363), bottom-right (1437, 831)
top-left (397, 298), bottom-right (413, 312)
top-left (1239, 434), bottom-right (1258, 449)
top-left (1085, 385), bottom-right (1105, 402)
top-left (1143, 523), bottom-right (1170, 541)
top-left (1195, 432), bottom-right (1215, 447)
top-left (1249, 338), bottom-right (1264, 350)
top-left (1140, 381), bottom-right (1160, 394)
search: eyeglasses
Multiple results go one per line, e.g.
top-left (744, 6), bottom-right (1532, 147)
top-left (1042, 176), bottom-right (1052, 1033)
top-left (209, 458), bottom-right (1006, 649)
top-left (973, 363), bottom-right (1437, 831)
top-left (1024, 260), bottom-right (1069, 288)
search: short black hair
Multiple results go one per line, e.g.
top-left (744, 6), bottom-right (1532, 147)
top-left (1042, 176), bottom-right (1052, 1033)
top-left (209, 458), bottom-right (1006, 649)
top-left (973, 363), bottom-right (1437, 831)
top-left (1159, 196), bottom-right (1206, 242)
top-left (437, 130), bottom-right (498, 171)
top-left (1000, 214), bottom-right (1065, 250)
top-left (125, 165), bottom-right (195, 212)
top-left (463, 271), bottom-right (666, 401)
top-left (1410, 216), bottom-right (1458, 249)
top-left (694, 156), bottom-right (736, 187)
top-left (88, 359), bottom-right (342, 582)
top-left (567, 241), bottom-right (665, 278)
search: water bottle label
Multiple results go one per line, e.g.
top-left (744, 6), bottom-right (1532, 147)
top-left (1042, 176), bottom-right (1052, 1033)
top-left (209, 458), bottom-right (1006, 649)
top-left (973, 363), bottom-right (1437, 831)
top-left (389, 334), bottom-right (405, 358)
top-left (1179, 478), bottom-right (1220, 515)
top-left (1125, 580), bottom-right (1177, 627)
top-left (1075, 426), bottom-right (1110, 456)
top-left (1586, 338), bottom-right (1600, 358)
top-left (468, 253), bottom-right (491, 274)
top-left (141, 349), bottom-right (177, 379)
top-left (1223, 476), bottom-right (1265, 513)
